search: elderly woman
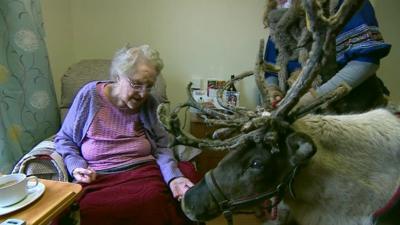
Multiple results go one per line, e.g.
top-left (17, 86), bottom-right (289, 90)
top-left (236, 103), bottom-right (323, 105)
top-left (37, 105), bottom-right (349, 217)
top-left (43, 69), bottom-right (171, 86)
top-left (55, 45), bottom-right (196, 225)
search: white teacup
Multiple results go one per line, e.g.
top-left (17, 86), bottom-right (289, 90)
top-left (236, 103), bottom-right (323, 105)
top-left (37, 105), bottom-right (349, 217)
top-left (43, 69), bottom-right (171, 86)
top-left (0, 173), bottom-right (39, 207)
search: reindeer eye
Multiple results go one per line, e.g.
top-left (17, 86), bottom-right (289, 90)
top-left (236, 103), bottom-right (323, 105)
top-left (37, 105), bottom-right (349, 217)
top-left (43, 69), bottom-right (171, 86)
top-left (250, 160), bottom-right (264, 169)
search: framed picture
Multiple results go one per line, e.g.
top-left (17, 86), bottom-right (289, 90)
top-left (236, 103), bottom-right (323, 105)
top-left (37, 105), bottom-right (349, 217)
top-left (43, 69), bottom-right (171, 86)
top-left (207, 79), bottom-right (225, 97)
top-left (224, 90), bottom-right (240, 107)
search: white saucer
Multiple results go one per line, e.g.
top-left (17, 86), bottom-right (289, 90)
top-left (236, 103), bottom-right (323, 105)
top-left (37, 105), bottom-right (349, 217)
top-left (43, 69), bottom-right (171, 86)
top-left (0, 182), bottom-right (46, 216)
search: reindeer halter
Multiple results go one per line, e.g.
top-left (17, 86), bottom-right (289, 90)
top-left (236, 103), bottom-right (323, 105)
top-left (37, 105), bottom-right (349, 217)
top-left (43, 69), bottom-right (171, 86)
top-left (204, 166), bottom-right (299, 225)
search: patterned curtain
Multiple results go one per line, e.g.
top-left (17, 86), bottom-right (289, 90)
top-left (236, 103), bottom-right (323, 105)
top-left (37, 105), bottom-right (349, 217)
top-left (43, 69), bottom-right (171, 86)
top-left (0, 0), bottom-right (60, 173)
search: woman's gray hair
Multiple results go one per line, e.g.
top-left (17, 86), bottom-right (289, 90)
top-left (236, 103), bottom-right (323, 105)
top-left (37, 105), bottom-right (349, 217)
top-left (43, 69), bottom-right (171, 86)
top-left (110, 44), bottom-right (164, 81)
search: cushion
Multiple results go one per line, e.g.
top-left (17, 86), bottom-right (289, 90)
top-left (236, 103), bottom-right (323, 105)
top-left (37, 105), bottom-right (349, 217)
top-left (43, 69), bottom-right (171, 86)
top-left (12, 135), bottom-right (69, 182)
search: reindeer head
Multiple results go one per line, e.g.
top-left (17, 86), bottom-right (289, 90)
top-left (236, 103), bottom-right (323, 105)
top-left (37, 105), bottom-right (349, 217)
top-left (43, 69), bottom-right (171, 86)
top-left (157, 0), bottom-right (365, 222)
top-left (181, 132), bottom-right (316, 221)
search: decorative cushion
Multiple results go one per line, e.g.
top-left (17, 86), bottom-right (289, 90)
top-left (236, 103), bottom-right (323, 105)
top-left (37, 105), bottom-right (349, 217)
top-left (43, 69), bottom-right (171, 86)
top-left (12, 135), bottom-right (69, 182)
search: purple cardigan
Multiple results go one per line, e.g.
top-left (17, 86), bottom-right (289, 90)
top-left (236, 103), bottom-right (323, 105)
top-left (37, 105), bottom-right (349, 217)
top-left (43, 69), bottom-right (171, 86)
top-left (54, 81), bottom-right (183, 184)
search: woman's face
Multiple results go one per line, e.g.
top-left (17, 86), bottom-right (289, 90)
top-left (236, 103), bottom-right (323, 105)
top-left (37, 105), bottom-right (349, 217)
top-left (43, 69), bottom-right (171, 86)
top-left (115, 63), bottom-right (157, 111)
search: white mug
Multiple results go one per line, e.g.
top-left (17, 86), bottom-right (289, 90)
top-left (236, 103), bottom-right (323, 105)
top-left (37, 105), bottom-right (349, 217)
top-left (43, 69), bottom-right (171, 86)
top-left (0, 173), bottom-right (39, 207)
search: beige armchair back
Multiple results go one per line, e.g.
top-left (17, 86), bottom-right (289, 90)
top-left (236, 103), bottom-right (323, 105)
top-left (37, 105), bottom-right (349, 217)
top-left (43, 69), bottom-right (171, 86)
top-left (59, 59), bottom-right (111, 120)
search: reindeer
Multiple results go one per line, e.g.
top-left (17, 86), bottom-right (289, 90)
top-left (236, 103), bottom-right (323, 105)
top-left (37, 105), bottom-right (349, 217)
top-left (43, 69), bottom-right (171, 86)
top-left (157, 0), bottom-right (399, 225)
top-left (176, 109), bottom-right (400, 225)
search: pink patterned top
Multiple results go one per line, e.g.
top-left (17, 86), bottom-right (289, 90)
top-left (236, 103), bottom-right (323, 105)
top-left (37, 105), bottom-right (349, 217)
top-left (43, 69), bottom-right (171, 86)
top-left (80, 83), bottom-right (154, 171)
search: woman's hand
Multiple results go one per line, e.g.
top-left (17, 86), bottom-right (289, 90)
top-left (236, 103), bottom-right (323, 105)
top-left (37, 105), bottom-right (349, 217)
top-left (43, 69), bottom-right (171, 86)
top-left (169, 177), bottom-right (194, 201)
top-left (72, 167), bottom-right (97, 183)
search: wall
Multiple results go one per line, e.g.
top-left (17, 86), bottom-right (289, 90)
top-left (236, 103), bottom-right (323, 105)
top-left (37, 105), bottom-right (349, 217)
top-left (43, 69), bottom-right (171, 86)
top-left (41, 0), bottom-right (399, 108)
top-left (372, 0), bottom-right (400, 103)
top-left (42, 0), bottom-right (266, 109)
top-left (41, 0), bottom-right (74, 104)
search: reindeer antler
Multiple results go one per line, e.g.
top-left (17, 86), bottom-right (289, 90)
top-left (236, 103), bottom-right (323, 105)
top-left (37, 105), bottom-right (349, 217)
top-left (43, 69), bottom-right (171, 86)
top-left (157, 0), bottom-right (365, 152)
top-left (254, 39), bottom-right (272, 109)
top-left (157, 101), bottom-right (268, 150)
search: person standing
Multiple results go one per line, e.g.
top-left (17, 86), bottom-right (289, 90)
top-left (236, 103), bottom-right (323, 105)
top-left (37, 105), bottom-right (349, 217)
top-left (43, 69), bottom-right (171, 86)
top-left (263, 0), bottom-right (391, 113)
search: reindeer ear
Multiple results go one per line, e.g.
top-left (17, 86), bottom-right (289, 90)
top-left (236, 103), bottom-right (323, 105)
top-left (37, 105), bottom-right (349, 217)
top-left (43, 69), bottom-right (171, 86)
top-left (285, 132), bottom-right (316, 166)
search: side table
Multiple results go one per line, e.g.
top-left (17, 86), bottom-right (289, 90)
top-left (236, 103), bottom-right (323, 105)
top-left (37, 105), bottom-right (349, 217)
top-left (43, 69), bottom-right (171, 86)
top-left (0, 179), bottom-right (82, 225)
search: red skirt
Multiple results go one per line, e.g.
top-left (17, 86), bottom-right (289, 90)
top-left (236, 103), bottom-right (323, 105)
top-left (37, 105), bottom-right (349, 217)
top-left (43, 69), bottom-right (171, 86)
top-left (77, 161), bottom-right (199, 225)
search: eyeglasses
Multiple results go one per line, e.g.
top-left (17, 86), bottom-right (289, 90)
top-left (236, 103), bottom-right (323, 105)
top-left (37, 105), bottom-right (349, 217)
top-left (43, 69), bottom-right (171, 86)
top-left (126, 78), bottom-right (153, 93)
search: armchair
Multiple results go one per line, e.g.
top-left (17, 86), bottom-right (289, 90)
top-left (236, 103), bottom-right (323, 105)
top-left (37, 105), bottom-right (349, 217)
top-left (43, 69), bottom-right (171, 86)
top-left (12, 59), bottom-right (201, 182)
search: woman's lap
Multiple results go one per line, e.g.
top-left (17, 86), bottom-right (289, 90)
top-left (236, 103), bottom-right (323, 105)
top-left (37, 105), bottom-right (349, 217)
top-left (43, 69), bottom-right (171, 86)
top-left (78, 162), bottom-right (193, 225)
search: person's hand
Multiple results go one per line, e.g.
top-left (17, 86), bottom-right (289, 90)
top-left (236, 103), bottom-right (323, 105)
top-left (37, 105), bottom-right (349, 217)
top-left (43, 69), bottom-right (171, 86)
top-left (271, 95), bottom-right (283, 109)
top-left (287, 69), bottom-right (302, 87)
top-left (72, 167), bottom-right (97, 183)
top-left (291, 91), bottom-right (316, 112)
top-left (169, 177), bottom-right (194, 201)
top-left (266, 85), bottom-right (283, 108)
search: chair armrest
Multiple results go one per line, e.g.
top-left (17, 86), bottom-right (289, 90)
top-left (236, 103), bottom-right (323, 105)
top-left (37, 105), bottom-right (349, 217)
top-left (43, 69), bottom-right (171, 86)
top-left (12, 135), bottom-right (69, 182)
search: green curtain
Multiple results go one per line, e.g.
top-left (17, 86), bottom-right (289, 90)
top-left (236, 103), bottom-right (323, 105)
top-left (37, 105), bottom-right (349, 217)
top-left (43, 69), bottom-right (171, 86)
top-left (0, 0), bottom-right (60, 173)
